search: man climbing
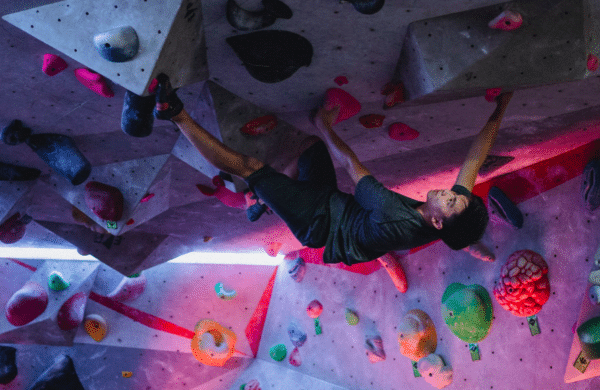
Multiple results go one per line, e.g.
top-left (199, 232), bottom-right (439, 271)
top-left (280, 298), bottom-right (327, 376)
top-left (153, 74), bottom-right (513, 267)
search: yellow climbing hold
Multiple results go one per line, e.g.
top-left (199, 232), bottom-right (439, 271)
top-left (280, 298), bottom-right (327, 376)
top-left (122, 371), bottom-right (133, 378)
top-left (84, 314), bottom-right (108, 342)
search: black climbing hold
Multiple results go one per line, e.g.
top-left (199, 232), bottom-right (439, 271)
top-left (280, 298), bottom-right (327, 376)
top-left (26, 354), bottom-right (84, 390)
top-left (0, 161), bottom-right (41, 181)
top-left (121, 90), bottom-right (155, 137)
top-left (226, 30), bottom-right (312, 83)
top-left (25, 134), bottom-right (91, 186)
top-left (226, 0), bottom-right (292, 31)
top-left (0, 346), bottom-right (17, 385)
top-left (1, 120), bottom-right (32, 145)
top-left (343, 0), bottom-right (385, 15)
top-left (582, 160), bottom-right (600, 212)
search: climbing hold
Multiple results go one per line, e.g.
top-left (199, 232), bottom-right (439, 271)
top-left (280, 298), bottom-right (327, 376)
top-left (417, 354), bottom-right (453, 389)
top-left (485, 88), bottom-right (502, 102)
top-left (341, 0), bottom-right (385, 15)
top-left (196, 176), bottom-right (246, 209)
top-left (93, 26), bottom-right (139, 63)
top-left (0, 213), bottom-right (29, 244)
top-left (1, 119), bottom-right (32, 146)
top-left (203, 236), bottom-right (213, 242)
top-left (463, 241), bottom-right (495, 262)
top-left (388, 123), bottom-right (419, 142)
top-left (241, 379), bottom-right (262, 390)
top-left (359, 114), bottom-right (385, 128)
top-left (215, 282), bottom-right (237, 300)
top-left (582, 160), bottom-right (600, 211)
top-left (442, 283), bottom-right (493, 344)
top-left (322, 88), bottom-right (362, 125)
top-left (365, 335), bottom-right (386, 363)
top-left (226, 30), bottom-right (313, 83)
top-left (191, 319), bottom-right (237, 366)
top-left (287, 323), bottom-right (307, 348)
top-left (48, 271), bottom-right (70, 291)
top-left (287, 257), bottom-right (306, 282)
top-left (397, 309), bottom-right (437, 362)
top-left (122, 371), bottom-right (133, 378)
top-left (577, 316), bottom-right (600, 360)
top-left (488, 10), bottom-right (523, 31)
top-left (0, 346), bottom-right (17, 385)
top-left (493, 249), bottom-right (550, 317)
top-left (140, 193), bottom-right (155, 203)
top-left (126, 219), bottom-right (135, 225)
top-left (334, 76), bottom-right (349, 86)
top-left (589, 285), bottom-right (600, 305)
top-left (378, 252), bottom-right (408, 293)
top-left (107, 272), bottom-right (147, 302)
top-left (5, 281), bottom-right (48, 326)
top-left (84, 181), bottom-right (124, 221)
top-left (265, 242), bottom-right (282, 257)
top-left (226, 0), bottom-right (292, 31)
top-left (42, 53), bottom-right (68, 76)
top-left (488, 186), bottom-right (523, 228)
top-left (28, 354), bottom-right (85, 390)
top-left (0, 161), bottom-right (41, 181)
top-left (345, 309), bottom-right (360, 326)
top-left (74, 68), bottom-right (114, 98)
top-left (590, 270), bottom-right (600, 286)
top-left (381, 81), bottom-right (405, 108)
top-left (84, 314), bottom-right (108, 342)
top-left (121, 90), bottom-right (155, 138)
top-left (588, 54), bottom-right (599, 72)
top-left (306, 300), bottom-right (323, 318)
top-left (240, 115), bottom-right (278, 136)
top-left (269, 344), bottom-right (287, 361)
top-left (57, 292), bottom-right (87, 331)
top-left (289, 347), bottom-right (302, 367)
top-left (26, 132), bottom-right (92, 185)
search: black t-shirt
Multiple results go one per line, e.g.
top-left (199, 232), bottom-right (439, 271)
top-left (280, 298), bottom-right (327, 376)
top-left (323, 176), bottom-right (469, 266)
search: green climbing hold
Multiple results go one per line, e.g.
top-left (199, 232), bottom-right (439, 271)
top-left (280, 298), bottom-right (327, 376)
top-left (128, 273), bottom-right (141, 278)
top-left (48, 271), bottom-right (70, 291)
top-left (269, 344), bottom-right (287, 361)
top-left (345, 308), bottom-right (359, 326)
top-left (441, 283), bottom-right (493, 344)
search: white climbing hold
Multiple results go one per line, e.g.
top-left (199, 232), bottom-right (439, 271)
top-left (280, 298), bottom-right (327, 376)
top-left (107, 273), bottom-right (147, 302)
top-left (215, 282), bottom-right (237, 300)
top-left (417, 353), bottom-right (453, 389)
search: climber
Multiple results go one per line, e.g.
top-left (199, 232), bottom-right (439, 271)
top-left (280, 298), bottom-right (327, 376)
top-left (152, 73), bottom-right (513, 266)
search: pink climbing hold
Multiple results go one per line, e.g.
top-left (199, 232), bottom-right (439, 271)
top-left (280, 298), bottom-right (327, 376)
top-left (289, 347), bottom-right (302, 367)
top-left (485, 88), bottom-right (502, 102)
top-left (126, 219), bottom-right (135, 226)
top-left (306, 300), bottom-right (323, 318)
top-left (265, 242), bottom-right (283, 257)
top-left (388, 123), bottom-right (419, 141)
top-left (74, 68), bottom-right (114, 98)
top-left (5, 281), bottom-right (49, 326)
top-left (42, 54), bottom-right (68, 76)
top-left (57, 292), bottom-right (87, 331)
top-left (140, 193), bottom-right (155, 203)
top-left (588, 54), bottom-right (599, 72)
top-left (488, 10), bottom-right (523, 31)
top-left (324, 88), bottom-right (362, 125)
top-left (196, 176), bottom-right (246, 209)
top-left (84, 181), bottom-right (124, 221)
top-left (381, 82), bottom-right (405, 108)
top-left (359, 114), bottom-right (385, 129)
top-left (148, 78), bottom-right (159, 94)
top-left (240, 115), bottom-right (278, 136)
top-left (334, 76), bottom-right (348, 86)
top-left (244, 379), bottom-right (261, 390)
top-left (107, 273), bottom-right (147, 302)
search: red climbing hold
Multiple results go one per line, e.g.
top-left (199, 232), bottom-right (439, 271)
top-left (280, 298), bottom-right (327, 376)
top-left (324, 88), bottom-right (362, 125)
top-left (388, 123), bottom-right (419, 141)
top-left (334, 76), bottom-right (348, 86)
top-left (289, 347), bottom-right (302, 367)
top-left (359, 114), bottom-right (385, 128)
top-left (485, 88), bottom-right (502, 102)
top-left (588, 54), bottom-right (599, 72)
top-left (196, 176), bottom-right (246, 209)
top-left (381, 82), bottom-right (405, 108)
top-left (5, 281), bottom-right (49, 326)
top-left (265, 242), bottom-right (282, 257)
top-left (84, 181), bottom-right (124, 221)
top-left (74, 68), bottom-right (114, 98)
top-left (148, 78), bottom-right (159, 94)
top-left (0, 213), bottom-right (27, 244)
top-left (488, 10), bottom-right (523, 31)
top-left (140, 193), bottom-right (155, 203)
top-left (42, 54), bottom-right (68, 76)
top-left (57, 292), bottom-right (87, 331)
top-left (240, 115), bottom-right (278, 136)
top-left (126, 219), bottom-right (135, 226)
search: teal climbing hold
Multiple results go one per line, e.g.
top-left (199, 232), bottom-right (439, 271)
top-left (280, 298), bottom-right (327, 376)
top-left (345, 309), bottom-right (359, 326)
top-left (48, 271), bottom-right (70, 291)
top-left (269, 344), bottom-right (287, 362)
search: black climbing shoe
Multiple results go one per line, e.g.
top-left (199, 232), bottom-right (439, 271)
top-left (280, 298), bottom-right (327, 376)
top-left (153, 73), bottom-right (184, 120)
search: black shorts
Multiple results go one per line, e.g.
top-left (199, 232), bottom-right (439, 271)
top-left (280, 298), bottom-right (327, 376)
top-left (244, 141), bottom-right (337, 247)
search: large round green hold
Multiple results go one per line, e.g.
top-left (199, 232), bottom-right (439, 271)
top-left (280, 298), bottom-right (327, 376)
top-left (269, 344), bottom-right (287, 362)
top-left (577, 316), bottom-right (600, 360)
top-left (441, 283), bottom-right (493, 344)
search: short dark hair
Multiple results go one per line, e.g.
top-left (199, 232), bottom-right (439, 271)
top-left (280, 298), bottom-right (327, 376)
top-left (438, 194), bottom-right (488, 250)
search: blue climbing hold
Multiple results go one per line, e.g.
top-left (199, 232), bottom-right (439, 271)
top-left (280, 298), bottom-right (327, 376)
top-left (287, 323), bottom-right (307, 348)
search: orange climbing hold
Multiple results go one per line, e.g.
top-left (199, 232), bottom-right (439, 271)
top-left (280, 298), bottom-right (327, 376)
top-left (42, 54), bottom-right (68, 76)
top-left (84, 314), bottom-right (108, 342)
top-left (378, 252), bottom-right (408, 293)
top-left (265, 242), bottom-right (282, 257)
top-left (74, 68), bottom-right (114, 98)
top-left (191, 320), bottom-right (237, 366)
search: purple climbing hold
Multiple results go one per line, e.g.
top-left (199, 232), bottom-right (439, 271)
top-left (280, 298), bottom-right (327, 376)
top-left (287, 323), bottom-right (307, 348)
top-left (27, 354), bottom-right (84, 390)
top-left (5, 281), bottom-right (48, 327)
top-left (57, 292), bottom-right (87, 331)
top-left (365, 335), bottom-right (386, 363)
top-left (84, 181), bottom-right (124, 221)
top-left (0, 346), bottom-right (17, 385)
top-left (42, 54), bottom-right (68, 76)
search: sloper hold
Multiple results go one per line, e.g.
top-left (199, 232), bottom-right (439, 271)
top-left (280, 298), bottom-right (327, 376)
top-left (5, 281), bottom-right (49, 327)
top-left (0, 213), bottom-right (29, 244)
top-left (84, 181), bottom-right (125, 221)
top-left (226, 30), bottom-right (313, 83)
top-left (0, 346), bottom-right (17, 385)
top-left (577, 316), bottom-right (600, 360)
top-left (93, 26), bottom-right (140, 63)
top-left (56, 292), bottom-right (87, 331)
top-left (25, 354), bottom-right (84, 390)
top-left (42, 54), bottom-right (67, 76)
top-left (341, 0), bottom-right (385, 15)
top-left (226, 0), bottom-right (293, 31)
top-left (107, 273), bottom-right (147, 302)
